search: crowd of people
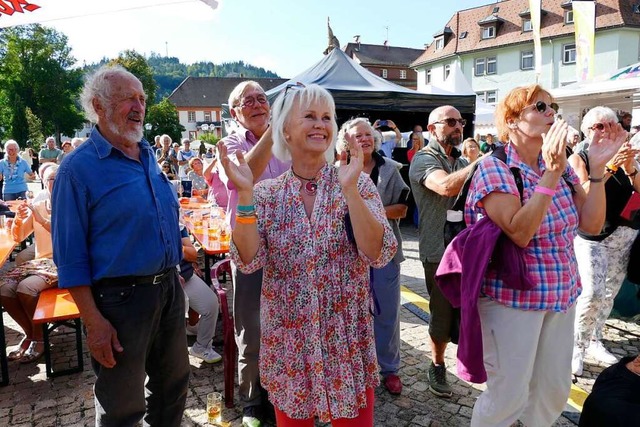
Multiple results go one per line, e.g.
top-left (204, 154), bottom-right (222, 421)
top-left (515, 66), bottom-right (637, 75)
top-left (0, 63), bottom-right (639, 427)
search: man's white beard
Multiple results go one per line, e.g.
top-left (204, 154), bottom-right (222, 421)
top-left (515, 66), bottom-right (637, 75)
top-left (105, 119), bottom-right (143, 145)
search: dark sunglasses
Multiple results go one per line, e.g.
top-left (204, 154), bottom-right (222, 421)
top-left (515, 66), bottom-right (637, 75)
top-left (528, 101), bottom-right (559, 114)
top-left (590, 123), bottom-right (605, 131)
top-left (283, 81), bottom-right (306, 97)
top-left (433, 118), bottom-right (467, 128)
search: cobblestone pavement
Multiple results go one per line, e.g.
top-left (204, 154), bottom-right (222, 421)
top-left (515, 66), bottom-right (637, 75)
top-left (1, 211), bottom-right (639, 426)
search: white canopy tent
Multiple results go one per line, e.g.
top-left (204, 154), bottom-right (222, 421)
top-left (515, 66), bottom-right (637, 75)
top-left (421, 64), bottom-right (497, 135)
top-left (551, 62), bottom-right (640, 129)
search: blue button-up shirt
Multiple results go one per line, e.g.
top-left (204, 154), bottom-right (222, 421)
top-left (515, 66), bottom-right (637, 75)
top-left (52, 127), bottom-right (182, 288)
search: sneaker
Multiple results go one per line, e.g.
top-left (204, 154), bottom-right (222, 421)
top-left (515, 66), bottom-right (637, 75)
top-left (242, 405), bottom-right (262, 427)
top-left (383, 373), bottom-right (403, 395)
top-left (572, 346), bottom-right (584, 376)
top-left (186, 321), bottom-right (198, 336)
top-left (189, 344), bottom-right (222, 364)
top-left (428, 362), bottom-right (452, 398)
top-left (587, 340), bottom-right (618, 364)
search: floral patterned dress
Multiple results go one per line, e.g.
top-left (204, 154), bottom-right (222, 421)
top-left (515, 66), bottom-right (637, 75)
top-left (230, 164), bottom-right (397, 421)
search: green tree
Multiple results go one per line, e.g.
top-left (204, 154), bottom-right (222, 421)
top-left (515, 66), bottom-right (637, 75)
top-left (110, 50), bottom-right (157, 106)
top-left (199, 132), bottom-right (219, 146)
top-left (0, 24), bottom-right (85, 141)
top-left (25, 107), bottom-right (44, 151)
top-left (145, 98), bottom-right (185, 143)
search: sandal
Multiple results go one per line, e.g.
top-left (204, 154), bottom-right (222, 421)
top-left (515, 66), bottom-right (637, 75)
top-left (19, 340), bottom-right (44, 364)
top-left (8, 337), bottom-right (31, 361)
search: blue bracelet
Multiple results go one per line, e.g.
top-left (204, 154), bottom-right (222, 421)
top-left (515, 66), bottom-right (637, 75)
top-left (237, 204), bottom-right (255, 212)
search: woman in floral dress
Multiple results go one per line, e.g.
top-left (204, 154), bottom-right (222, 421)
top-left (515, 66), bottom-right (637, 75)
top-left (219, 84), bottom-right (397, 426)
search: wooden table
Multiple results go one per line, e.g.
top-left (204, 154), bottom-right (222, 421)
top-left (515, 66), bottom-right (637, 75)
top-left (181, 201), bottom-right (230, 284)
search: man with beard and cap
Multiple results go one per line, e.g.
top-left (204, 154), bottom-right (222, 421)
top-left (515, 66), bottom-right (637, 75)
top-left (408, 105), bottom-right (478, 398)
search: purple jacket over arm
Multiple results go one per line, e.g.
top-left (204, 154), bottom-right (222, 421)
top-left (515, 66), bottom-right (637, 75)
top-left (435, 217), bottom-right (536, 383)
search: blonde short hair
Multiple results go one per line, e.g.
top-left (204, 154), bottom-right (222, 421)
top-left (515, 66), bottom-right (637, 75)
top-left (271, 84), bottom-right (337, 163)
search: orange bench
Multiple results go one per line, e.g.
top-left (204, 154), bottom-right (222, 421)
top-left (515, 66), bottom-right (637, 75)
top-left (32, 288), bottom-right (84, 378)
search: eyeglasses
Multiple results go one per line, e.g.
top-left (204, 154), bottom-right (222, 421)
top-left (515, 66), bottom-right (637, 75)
top-left (236, 94), bottom-right (268, 109)
top-left (284, 81), bottom-right (306, 97)
top-left (433, 118), bottom-right (467, 127)
top-left (527, 101), bottom-right (559, 114)
top-left (589, 123), bottom-right (605, 131)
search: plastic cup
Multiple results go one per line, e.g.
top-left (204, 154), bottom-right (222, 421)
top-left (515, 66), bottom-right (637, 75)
top-left (206, 392), bottom-right (222, 425)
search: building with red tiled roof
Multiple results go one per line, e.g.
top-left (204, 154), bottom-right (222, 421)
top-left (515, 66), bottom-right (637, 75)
top-left (344, 42), bottom-right (424, 89)
top-left (411, 0), bottom-right (640, 106)
top-left (167, 77), bottom-right (287, 140)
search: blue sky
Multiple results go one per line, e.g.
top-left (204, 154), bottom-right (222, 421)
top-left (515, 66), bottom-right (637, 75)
top-left (49, 0), bottom-right (491, 78)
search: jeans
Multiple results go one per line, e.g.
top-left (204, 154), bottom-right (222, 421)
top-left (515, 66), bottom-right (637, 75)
top-left (91, 271), bottom-right (190, 427)
top-left (3, 191), bottom-right (26, 201)
top-left (372, 260), bottom-right (401, 376)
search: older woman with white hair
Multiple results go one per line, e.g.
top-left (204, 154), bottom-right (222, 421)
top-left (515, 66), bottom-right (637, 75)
top-left (219, 84), bottom-right (397, 426)
top-left (0, 164), bottom-right (58, 363)
top-left (570, 106), bottom-right (640, 375)
top-left (0, 140), bottom-right (35, 200)
top-left (336, 118), bottom-right (408, 396)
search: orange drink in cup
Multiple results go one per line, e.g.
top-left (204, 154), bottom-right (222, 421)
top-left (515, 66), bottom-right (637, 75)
top-left (207, 392), bottom-right (222, 424)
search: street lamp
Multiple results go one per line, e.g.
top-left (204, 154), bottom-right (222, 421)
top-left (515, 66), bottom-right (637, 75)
top-left (200, 124), bottom-right (210, 134)
top-left (144, 123), bottom-right (152, 142)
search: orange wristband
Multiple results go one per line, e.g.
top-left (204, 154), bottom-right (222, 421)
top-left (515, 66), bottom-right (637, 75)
top-left (235, 215), bottom-right (256, 225)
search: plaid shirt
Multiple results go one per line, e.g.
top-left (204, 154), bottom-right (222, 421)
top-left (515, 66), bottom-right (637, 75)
top-left (464, 143), bottom-right (581, 312)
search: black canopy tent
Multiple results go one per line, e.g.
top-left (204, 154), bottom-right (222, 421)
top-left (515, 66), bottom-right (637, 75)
top-left (265, 48), bottom-right (476, 133)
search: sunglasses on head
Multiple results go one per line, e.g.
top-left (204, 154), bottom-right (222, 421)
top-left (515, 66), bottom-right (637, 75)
top-left (433, 118), bottom-right (466, 128)
top-left (529, 101), bottom-right (559, 114)
top-left (283, 81), bottom-right (306, 97)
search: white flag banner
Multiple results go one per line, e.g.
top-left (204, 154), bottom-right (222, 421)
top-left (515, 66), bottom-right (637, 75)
top-left (529, 0), bottom-right (542, 79)
top-left (0, 0), bottom-right (218, 28)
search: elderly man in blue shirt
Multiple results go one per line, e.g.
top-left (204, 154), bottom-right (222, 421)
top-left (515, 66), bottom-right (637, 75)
top-left (52, 65), bottom-right (189, 426)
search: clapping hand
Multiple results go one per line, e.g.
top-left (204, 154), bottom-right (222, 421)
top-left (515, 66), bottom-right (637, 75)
top-left (338, 137), bottom-right (363, 192)
top-left (217, 143), bottom-right (254, 193)
top-left (541, 119), bottom-right (568, 173)
top-left (588, 122), bottom-right (628, 171)
top-left (606, 141), bottom-right (638, 172)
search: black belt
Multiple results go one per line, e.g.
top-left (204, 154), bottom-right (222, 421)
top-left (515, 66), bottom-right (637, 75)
top-left (94, 268), bottom-right (175, 287)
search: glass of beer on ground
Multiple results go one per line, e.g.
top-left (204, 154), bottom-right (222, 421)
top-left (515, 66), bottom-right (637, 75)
top-left (207, 392), bottom-right (222, 425)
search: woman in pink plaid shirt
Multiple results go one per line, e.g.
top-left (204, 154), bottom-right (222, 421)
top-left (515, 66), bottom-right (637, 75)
top-left (465, 84), bottom-right (626, 427)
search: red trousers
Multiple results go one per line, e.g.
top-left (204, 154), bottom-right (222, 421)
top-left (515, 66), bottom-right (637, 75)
top-left (274, 388), bottom-right (374, 427)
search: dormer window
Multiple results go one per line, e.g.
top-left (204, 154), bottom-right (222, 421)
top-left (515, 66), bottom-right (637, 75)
top-left (522, 18), bottom-right (532, 32)
top-left (432, 27), bottom-right (453, 50)
top-left (565, 10), bottom-right (574, 24)
top-left (482, 26), bottom-right (496, 39)
top-left (478, 14), bottom-right (504, 39)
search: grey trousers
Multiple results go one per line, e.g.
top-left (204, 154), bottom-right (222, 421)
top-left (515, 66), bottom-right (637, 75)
top-left (231, 263), bottom-right (263, 409)
top-left (183, 273), bottom-right (219, 348)
top-left (91, 271), bottom-right (190, 427)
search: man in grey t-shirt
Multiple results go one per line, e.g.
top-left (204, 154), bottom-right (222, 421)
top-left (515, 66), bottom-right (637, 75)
top-left (39, 137), bottom-right (62, 164)
top-left (408, 105), bottom-right (476, 398)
